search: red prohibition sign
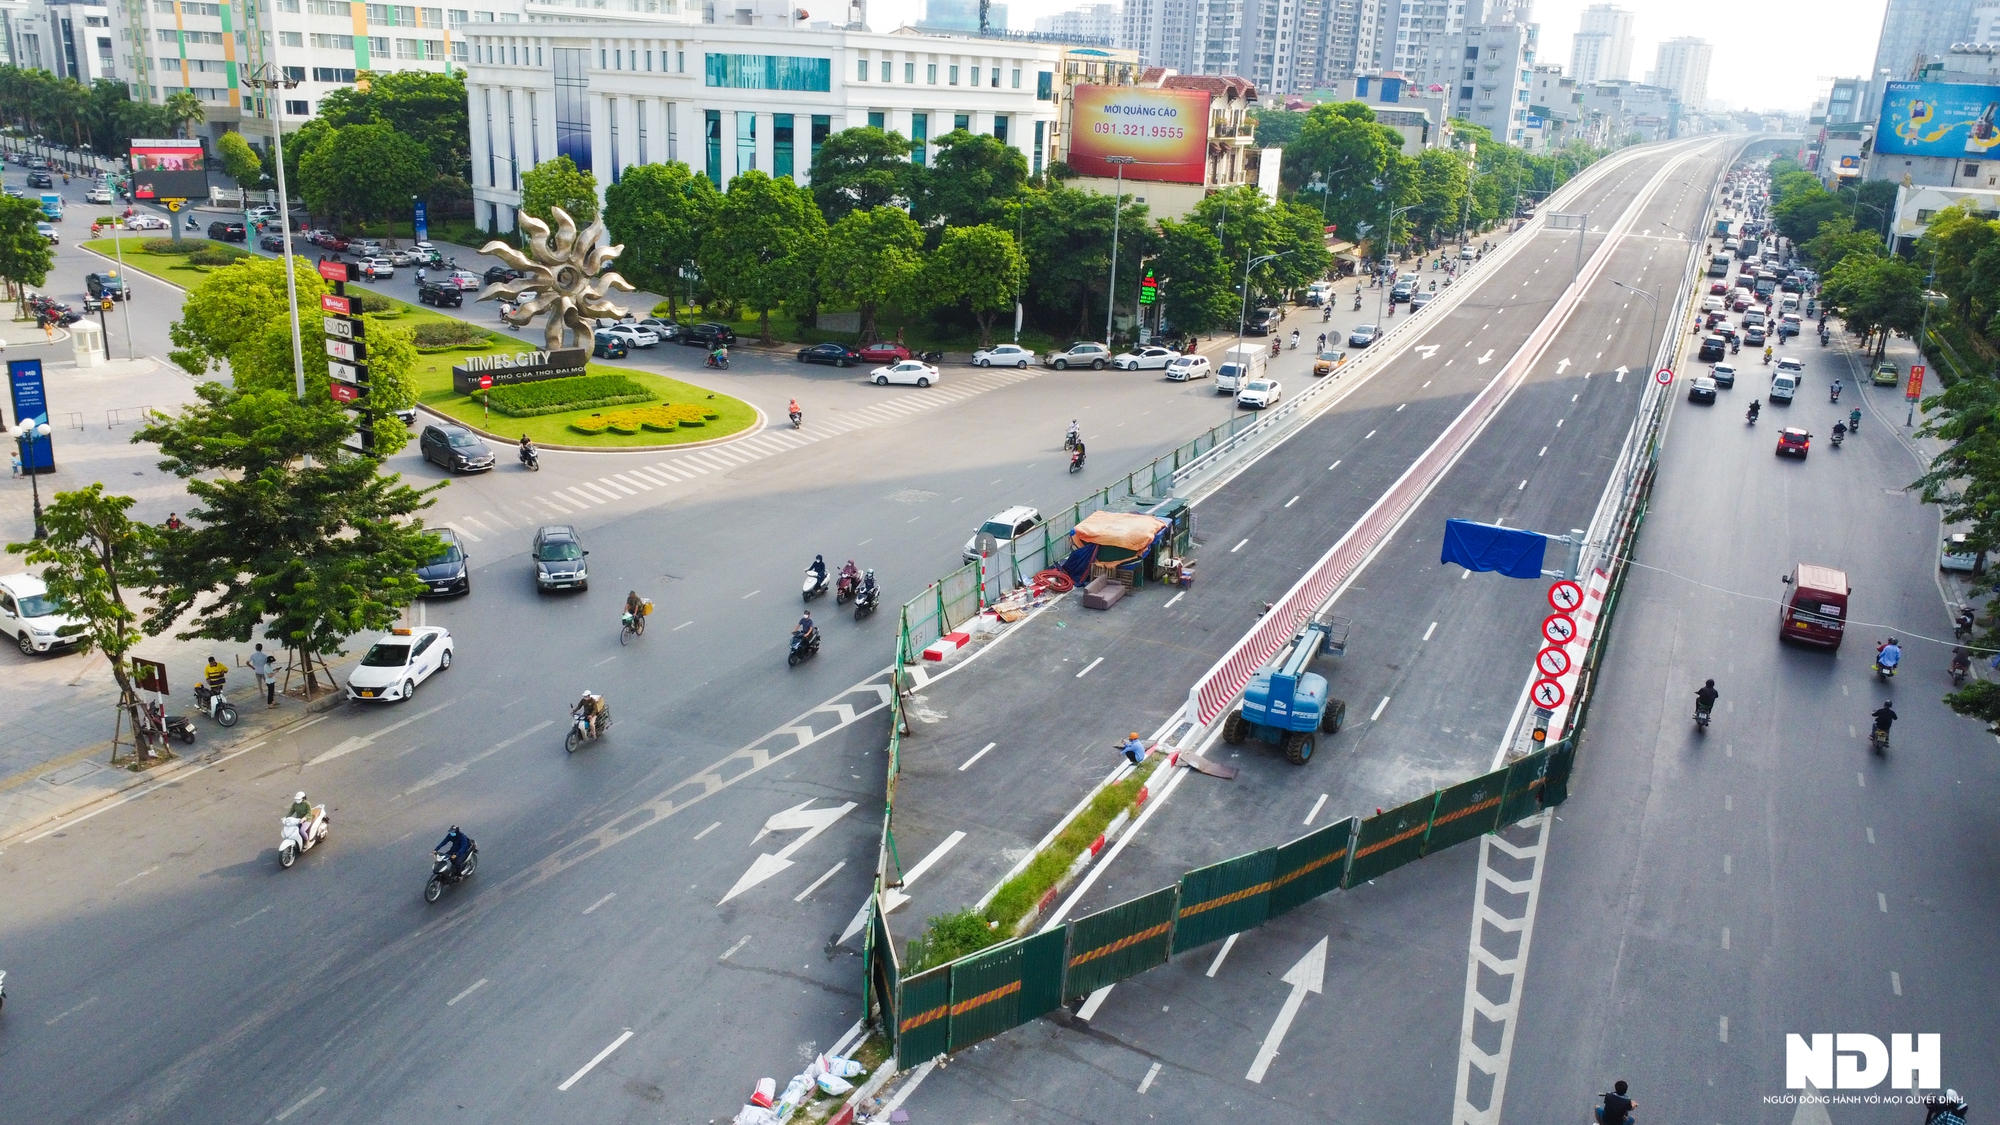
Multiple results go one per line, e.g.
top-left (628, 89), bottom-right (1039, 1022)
top-left (1547, 580), bottom-right (1584, 612)
top-left (1531, 679), bottom-right (1566, 708)
top-left (1536, 646), bottom-right (1572, 677)
top-left (1654, 367), bottom-right (1674, 385)
top-left (1542, 613), bottom-right (1578, 645)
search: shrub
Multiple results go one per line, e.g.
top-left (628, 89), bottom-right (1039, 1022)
top-left (186, 243), bottom-right (250, 267)
top-left (141, 238), bottom-right (204, 254)
top-left (484, 373), bottom-right (652, 417)
top-left (568, 402), bottom-right (721, 436)
top-left (412, 321), bottom-right (495, 350)
top-left (354, 291), bottom-right (399, 314)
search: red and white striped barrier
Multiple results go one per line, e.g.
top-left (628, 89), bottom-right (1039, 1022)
top-left (922, 631), bottom-right (970, 662)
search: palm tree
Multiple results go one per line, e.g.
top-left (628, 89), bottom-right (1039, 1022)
top-left (162, 91), bottom-right (204, 139)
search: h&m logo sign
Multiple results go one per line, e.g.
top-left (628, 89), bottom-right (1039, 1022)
top-left (1787, 1034), bottom-right (1940, 1090)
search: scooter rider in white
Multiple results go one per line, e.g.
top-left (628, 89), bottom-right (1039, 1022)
top-left (289, 790), bottom-right (313, 820)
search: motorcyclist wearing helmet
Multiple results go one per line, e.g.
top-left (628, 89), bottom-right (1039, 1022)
top-left (1871, 700), bottom-right (1898, 737)
top-left (436, 825), bottom-right (474, 877)
top-left (861, 567), bottom-right (877, 596)
top-left (574, 690), bottom-right (606, 738)
top-left (289, 791), bottom-right (313, 820)
top-left (1876, 637), bottom-right (1902, 672)
top-left (1694, 679), bottom-right (1718, 718)
top-left (1924, 1090), bottom-right (1969, 1125)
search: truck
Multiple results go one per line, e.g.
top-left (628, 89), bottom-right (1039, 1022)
top-left (1216, 344), bottom-right (1266, 394)
top-left (1221, 612), bottom-right (1350, 764)
top-left (1707, 254), bottom-right (1732, 277)
top-left (38, 192), bottom-right (62, 221)
top-left (1738, 236), bottom-right (1760, 260)
top-left (1713, 218), bottom-right (1731, 238)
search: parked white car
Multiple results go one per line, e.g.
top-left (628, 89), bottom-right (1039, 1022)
top-left (1112, 345), bottom-right (1181, 371)
top-left (871, 360), bottom-right (941, 387)
top-left (604, 323), bottom-right (660, 348)
top-left (971, 343), bottom-right (1035, 368)
top-left (0, 573), bottom-right (86, 655)
top-left (1164, 354), bottom-right (1211, 381)
top-left (1237, 378), bottom-right (1282, 408)
top-left (346, 626), bottom-right (454, 703)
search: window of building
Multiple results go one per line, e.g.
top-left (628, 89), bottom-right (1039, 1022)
top-left (969, 66), bottom-right (978, 85)
top-left (608, 98), bottom-right (620, 182)
top-left (281, 64), bottom-right (305, 80)
top-left (306, 0), bottom-right (347, 13)
top-left (736, 110), bottom-right (755, 175)
top-left (277, 0), bottom-right (301, 11)
top-left (704, 53), bottom-right (832, 91)
top-left (879, 59), bottom-right (889, 81)
top-left (1011, 67), bottom-right (1020, 88)
top-left (484, 86), bottom-right (496, 185)
top-left (867, 110), bottom-right (883, 129)
top-left (279, 31), bottom-right (303, 46)
top-left (993, 114), bottom-right (1007, 142)
top-left (927, 62), bottom-right (937, 83)
top-left (949, 64), bottom-right (958, 85)
top-left (911, 111), bottom-right (927, 164)
top-left (1460, 86), bottom-right (1472, 101)
top-left (1036, 70), bottom-right (1051, 100)
top-left (1464, 45), bottom-right (1477, 58)
top-left (506, 88), bottom-right (519, 186)
top-left (599, 47), bottom-right (606, 68)
top-left (286, 99), bottom-right (310, 115)
top-left (1966, 163), bottom-right (1981, 177)
top-left (705, 108), bottom-right (722, 185)
top-left (313, 66), bottom-right (357, 81)
top-left (421, 6), bottom-right (443, 24)
top-left (677, 50), bottom-right (684, 71)
top-left (646, 50), bottom-right (653, 70)
top-left (810, 114), bottom-right (829, 164)
top-left (953, 113), bottom-right (968, 131)
top-left (1916, 209), bottom-right (1936, 222)
top-left (991, 67), bottom-right (999, 88)
top-left (856, 58), bottom-right (867, 81)
top-left (309, 33), bottom-right (354, 49)
top-left (368, 36), bottom-right (390, 55)
top-left (449, 8), bottom-right (467, 24)
top-left (774, 112), bottom-right (794, 178)
top-left (451, 39), bottom-right (468, 61)
top-left (1032, 119), bottom-right (1043, 175)
top-left (553, 45), bottom-right (591, 171)
top-left (636, 98), bottom-right (647, 164)
top-left (904, 61), bottom-right (914, 83)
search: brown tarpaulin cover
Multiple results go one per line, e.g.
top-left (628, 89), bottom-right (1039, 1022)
top-left (1071, 511), bottom-right (1170, 552)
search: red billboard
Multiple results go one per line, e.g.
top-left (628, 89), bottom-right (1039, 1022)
top-left (1067, 85), bottom-right (1212, 185)
top-left (128, 139), bottom-right (209, 202)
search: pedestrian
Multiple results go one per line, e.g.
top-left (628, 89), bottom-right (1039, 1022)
top-left (42, 318), bottom-right (54, 342)
top-left (248, 642), bottom-right (277, 706)
top-left (9, 449), bottom-right (20, 477)
top-left (164, 512), bottom-right (182, 531)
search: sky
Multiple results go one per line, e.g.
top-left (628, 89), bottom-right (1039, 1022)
top-left (865, 0), bottom-right (1890, 114)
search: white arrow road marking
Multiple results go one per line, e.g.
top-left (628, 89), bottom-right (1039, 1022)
top-left (405, 720), bottom-right (554, 794)
top-left (1555, 358), bottom-right (1570, 374)
top-left (720, 798), bottom-right (859, 903)
top-left (1415, 344), bottom-right (1440, 360)
top-left (1246, 936), bottom-right (1327, 1083)
top-left (879, 829), bottom-right (968, 913)
top-left (308, 700), bottom-right (457, 766)
top-left (1476, 349), bottom-right (1494, 364)
top-left (1614, 365), bottom-right (1629, 382)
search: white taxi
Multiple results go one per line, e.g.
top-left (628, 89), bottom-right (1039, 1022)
top-left (346, 626), bottom-right (454, 703)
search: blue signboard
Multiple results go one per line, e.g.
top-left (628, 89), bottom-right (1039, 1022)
top-left (1525, 115), bottom-right (1544, 128)
top-left (8, 358), bottom-right (54, 472)
top-left (413, 198), bottom-right (429, 242)
top-left (1875, 81), bottom-right (2000, 157)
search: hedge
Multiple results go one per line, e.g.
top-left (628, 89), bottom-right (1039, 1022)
top-left (569, 403), bottom-right (721, 435)
top-left (141, 238), bottom-right (204, 254)
top-left (482, 373), bottom-right (651, 417)
top-left (413, 321), bottom-right (496, 350)
top-left (186, 244), bottom-right (250, 266)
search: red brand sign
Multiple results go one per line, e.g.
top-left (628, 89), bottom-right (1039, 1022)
top-left (1906, 364), bottom-right (1925, 403)
top-left (321, 293), bottom-right (351, 315)
top-left (316, 259), bottom-right (351, 284)
top-left (329, 382), bottom-right (360, 404)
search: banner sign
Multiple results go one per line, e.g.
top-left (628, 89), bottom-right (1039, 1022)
top-left (320, 293), bottom-right (352, 316)
top-left (450, 348), bottom-right (589, 394)
top-left (1906, 364), bottom-right (1925, 402)
top-left (317, 259), bottom-right (353, 284)
top-left (8, 358), bottom-right (53, 471)
top-left (1875, 81), bottom-right (2000, 157)
top-left (414, 199), bottom-right (429, 242)
top-left (127, 138), bottom-right (208, 201)
top-left (1067, 85), bottom-right (1211, 184)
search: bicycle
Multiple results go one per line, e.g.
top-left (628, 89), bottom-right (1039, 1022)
top-left (620, 610), bottom-right (646, 645)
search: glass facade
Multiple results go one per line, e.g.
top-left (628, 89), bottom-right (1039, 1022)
top-left (911, 112), bottom-right (927, 165)
top-left (705, 108), bottom-right (722, 185)
top-left (736, 110), bottom-right (756, 175)
top-left (553, 47), bottom-right (591, 172)
top-left (954, 113), bottom-right (969, 132)
top-left (704, 53), bottom-right (832, 91)
top-left (868, 110), bottom-right (884, 129)
top-left (1036, 70), bottom-right (1052, 100)
top-left (1032, 119), bottom-right (1043, 175)
top-left (774, 114), bottom-right (795, 179)
top-left (993, 115), bottom-right (1007, 143)
top-left (810, 115), bottom-right (830, 164)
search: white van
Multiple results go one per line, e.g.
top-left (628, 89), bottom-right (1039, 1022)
top-left (1769, 371), bottom-right (1797, 402)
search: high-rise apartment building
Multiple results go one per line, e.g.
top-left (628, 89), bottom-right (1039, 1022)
top-left (1423, 13), bottom-right (1535, 144)
top-left (918, 0), bottom-right (1008, 33)
top-left (1571, 2), bottom-right (1629, 81)
top-left (1865, 0), bottom-right (1979, 119)
top-left (1031, 2), bottom-right (1118, 44)
top-left (1650, 35), bottom-right (1709, 110)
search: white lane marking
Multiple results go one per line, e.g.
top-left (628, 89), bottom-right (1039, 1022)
top-left (1450, 812), bottom-right (1553, 1125)
top-left (1138, 1061), bottom-right (1162, 1094)
top-left (880, 830), bottom-right (969, 914)
top-left (1423, 621), bottom-right (1438, 641)
top-left (1858, 772), bottom-right (1865, 787)
top-left (447, 522), bottom-right (483, 543)
top-left (1285, 495), bottom-right (1299, 508)
top-left (1206, 933), bottom-right (1240, 978)
top-left (1231, 538), bottom-right (1248, 552)
top-left (582, 893), bottom-right (616, 915)
top-left (1076, 985), bottom-right (1114, 1021)
top-left (1720, 1017), bottom-right (1729, 1043)
top-left (593, 655), bottom-right (617, 667)
top-left (1866, 827), bottom-right (1875, 844)
top-left (1396, 403), bottom-right (1407, 411)
top-left (307, 701), bottom-right (457, 765)
top-left (1364, 430), bottom-right (1376, 439)
top-left (722, 799), bottom-right (859, 903)
top-left (1878, 892), bottom-right (1888, 913)
top-left (1328, 460), bottom-right (1341, 470)
top-left (25, 736), bottom-right (272, 843)
top-left (1163, 591), bottom-right (1186, 609)
top-left (673, 620), bottom-right (693, 631)
top-left (447, 978), bottom-right (490, 1006)
top-left (720, 936), bottom-right (752, 960)
top-left (594, 477), bottom-right (637, 496)
top-left (1076, 656), bottom-right (1105, 678)
top-left (1517, 480), bottom-right (1527, 491)
top-left (233, 904), bottom-right (274, 928)
top-left (1722, 927), bottom-right (1731, 949)
top-left (1304, 793), bottom-right (1328, 825)
top-left (574, 482), bottom-right (621, 502)
top-left (959, 742), bottom-right (997, 771)
top-left (1723, 855), bottom-right (1732, 874)
top-left (874, 1059), bottom-right (938, 1119)
top-left (1556, 418), bottom-right (1565, 426)
top-left (118, 865), bottom-right (160, 886)
top-left (1892, 971), bottom-right (1902, 996)
top-left (794, 860), bottom-right (847, 902)
top-left (1538, 446), bottom-right (1547, 457)
top-left (1370, 696), bottom-right (1391, 721)
top-left (740, 589), bottom-right (760, 599)
top-left (1246, 937), bottom-right (1326, 1083)
top-left (557, 1030), bottom-right (634, 1091)
top-left (694, 821), bottom-right (721, 840)
top-left (404, 720), bottom-right (554, 794)
top-left (275, 1086), bottom-right (327, 1121)
top-left (44, 995), bottom-right (100, 1026)
top-left (562, 487), bottom-right (604, 506)
top-left (609, 472), bottom-right (651, 491)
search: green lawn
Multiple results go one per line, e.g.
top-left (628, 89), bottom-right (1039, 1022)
top-left (81, 236), bottom-right (758, 449)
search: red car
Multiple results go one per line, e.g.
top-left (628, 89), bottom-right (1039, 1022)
top-left (1731, 295), bottom-right (1752, 312)
top-left (857, 342), bottom-right (911, 363)
top-left (1776, 428), bottom-right (1810, 458)
top-left (1709, 281), bottom-right (1729, 294)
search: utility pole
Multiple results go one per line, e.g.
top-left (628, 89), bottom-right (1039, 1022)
top-left (1103, 155), bottom-right (1136, 348)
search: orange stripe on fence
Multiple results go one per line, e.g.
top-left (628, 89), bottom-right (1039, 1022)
top-left (948, 979), bottom-right (1022, 1017)
top-left (1068, 921), bottom-right (1172, 968)
top-left (899, 1003), bottom-right (949, 1033)
top-left (1178, 880), bottom-right (1274, 920)
top-left (1270, 846), bottom-right (1351, 890)
top-left (1355, 820), bottom-right (1428, 859)
top-left (1431, 794), bottom-right (1501, 828)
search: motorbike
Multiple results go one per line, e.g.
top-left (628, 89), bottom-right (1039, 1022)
top-left (705, 353), bottom-right (730, 369)
top-left (279, 805), bottom-right (329, 869)
top-left (836, 570), bottom-right (859, 604)
top-left (1746, 404), bottom-right (1760, 425)
top-left (1849, 410), bottom-right (1861, 432)
top-left (1069, 448), bottom-right (1086, 474)
top-left (1874, 657), bottom-right (1899, 683)
top-left (916, 350), bottom-right (945, 364)
top-left (789, 409), bottom-right (803, 430)
top-left (1830, 385), bottom-right (1842, 404)
top-left (1694, 706), bottom-right (1711, 731)
top-left (788, 628), bottom-right (821, 667)
top-left (1326, 306), bottom-right (1336, 321)
top-left (1952, 652), bottom-right (1971, 686)
top-left (854, 583), bottom-right (880, 620)
top-left (193, 682), bottom-right (239, 727)
top-left (519, 444), bottom-right (540, 471)
top-left (1831, 428), bottom-right (1845, 447)
top-left (141, 699), bottom-right (197, 745)
top-left (1870, 724), bottom-right (1890, 754)
top-left (1820, 332), bottom-right (1829, 347)
top-left (1351, 296), bottom-right (1361, 311)
top-left (1287, 333), bottom-right (1300, 350)
top-left (802, 567), bottom-right (829, 602)
top-left (1063, 430), bottom-right (1080, 452)
top-left (423, 843), bottom-right (478, 903)
top-left (1955, 608), bottom-right (1977, 641)
top-left (565, 707), bottom-right (611, 753)
top-left (1270, 339), bottom-right (1282, 357)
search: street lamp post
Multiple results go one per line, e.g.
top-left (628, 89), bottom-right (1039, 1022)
top-left (1103, 155), bottom-right (1137, 348)
top-left (1236, 250), bottom-right (1296, 360)
top-left (242, 64), bottom-right (308, 401)
top-left (1611, 280), bottom-right (1659, 370)
top-left (1377, 202), bottom-right (1418, 324)
top-left (21, 421), bottom-right (52, 539)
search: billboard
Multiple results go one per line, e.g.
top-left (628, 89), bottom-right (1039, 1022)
top-left (1875, 81), bottom-right (2000, 157)
top-left (1067, 85), bottom-right (1211, 185)
top-left (128, 139), bottom-right (210, 201)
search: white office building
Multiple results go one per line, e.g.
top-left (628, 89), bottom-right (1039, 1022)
top-left (1650, 34), bottom-right (1709, 111)
top-left (1571, 2), bottom-right (1629, 81)
top-left (1, 0), bottom-right (119, 81)
top-left (1032, 1), bottom-right (1117, 44)
top-left (462, 17), bottom-right (1064, 231)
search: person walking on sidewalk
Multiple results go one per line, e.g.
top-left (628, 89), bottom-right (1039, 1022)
top-left (248, 643), bottom-right (277, 706)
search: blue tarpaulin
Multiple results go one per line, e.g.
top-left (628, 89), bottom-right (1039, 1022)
top-left (1440, 519), bottom-right (1547, 579)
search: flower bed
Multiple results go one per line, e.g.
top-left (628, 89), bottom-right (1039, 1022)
top-left (482, 373), bottom-right (652, 417)
top-left (568, 402), bottom-right (720, 435)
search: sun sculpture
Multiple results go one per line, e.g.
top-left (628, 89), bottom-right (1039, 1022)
top-left (478, 208), bottom-right (635, 351)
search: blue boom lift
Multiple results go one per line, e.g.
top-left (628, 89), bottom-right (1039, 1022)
top-left (1221, 612), bottom-right (1350, 764)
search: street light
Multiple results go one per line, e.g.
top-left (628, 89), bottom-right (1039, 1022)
top-left (1611, 280), bottom-right (1659, 370)
top-left (241, 64), bottom-right (308, 402)
top-left (1236, 250), bottom-right (1297, 358)
top-left (19, 420), bottom-right (52, 539)
top-left (1103, 155), bottom-right (1137, 348)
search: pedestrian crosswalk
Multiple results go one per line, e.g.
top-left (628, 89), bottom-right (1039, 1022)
top-left (434, 365), bottom-right (1045, 542)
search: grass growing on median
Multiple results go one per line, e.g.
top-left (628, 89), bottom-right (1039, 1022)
top-left (902, 753), bottom-right (1165, 973)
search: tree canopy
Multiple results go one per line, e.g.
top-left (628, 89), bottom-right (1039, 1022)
top-left (808, 127), bottom-right (917, 222)
top-left (822, 206), bottom-right (924, 341)
top-left (520, 155), bottom-right (600, 226)
top-left (921, 224), bottom-right (1027, 346)
top-left (298, 123), bottom-right (430, 230)
top-left (602, 161), bottom-right (720, 315)
top-left (699, 170), bottom-right (826, 344)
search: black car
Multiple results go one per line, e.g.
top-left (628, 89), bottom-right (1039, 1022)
top-left (417, 280), bottom-right (463, 307)
top-left (419, 423), bottom-right (495, 473)
top-left (85, 272), bottom-right (127, 301)
top-left (531, 525), bottom-right (588, 592)
top-left (26, 171), bottom-right (51, 188)
top-left (1244, 307), bottom-right (1282, 335)
top-left (1697, 334), bottom-right (1727, 362)
top-left (259, 232), bottom-right (285, 251)
top-left (483, 265), bottom-right (525, 286)
top-left (1389, 281), bottom-right (1415, 303)
top-left (416, 527), bottom-right (471, 597)
top-left (797, 342), bottom-right (862, 367)
top-left (208, 220), bottom-right (247, 242)
top-left (592, 330), bottom-right (628, 359)
top-left (678, 322), bottom-right (737, 348)
top-left (1687, 377), bottom-right (1718, 404)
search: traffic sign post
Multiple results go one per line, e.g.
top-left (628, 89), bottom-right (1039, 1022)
top-left (1547, 579), bottom-right (1584, 613)
top-left (1535, 646), bottom-right (1571, 678)
top-left (480, 373), bottom-right (493, 424)
top-left (1541, 613), bottom-right (1577, 646)
top-left (1530, 679), bottom-right (1565, 709)
top-left (318, 259), bottom-right (373, 451)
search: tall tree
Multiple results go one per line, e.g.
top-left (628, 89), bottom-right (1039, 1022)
top-left (162, 91), bottom-right (205, 138)
top-left (807, 126), bottom-right (917, 222)
top-left (1282, 101), bottom-right (1405, 238)
top-left (1154, 219), bottom-right (1238, 334)
top-left (1821, 254), bottom-right (1926, 360)
top-left (1252, 108), bottom-right (1307, 149)
top-left (298, 123), bottom-right (430, 231)
top-left (216, 130), bottom-right (267, 189)
top-left (314, 70), bottom-right (470, 188)
top-left (135, 386), bottom-right (443, 697)
top-left (698, 170), bottom-right (825, 344)
top-left (923, 223), bottom-right (1028, 347)
top-left (519, 154), bottom-right (600, 226)
top-left (1016, 185), bottom-right (1158, 339)
top-left (1408, 148), bottom-right (1470, 244)
top-left (601, 161), bottom-right (720, 314)
top-left (822, 206), bottom-right (924, 341)
top-left (0, 193), bottom-right (54, 311)
top-left (6, 485), bottom-right (162, 758)
top-left (167, 254), bottom-right (330, 378)
top-left (916, 130), bottom-right (1028, 229)
top-left (1802, 217), bottom-right (1886, 278)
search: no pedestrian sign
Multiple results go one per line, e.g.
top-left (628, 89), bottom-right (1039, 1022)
top-left (1531, 679), bottom-right (1566, 708)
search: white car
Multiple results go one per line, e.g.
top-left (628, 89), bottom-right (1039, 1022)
top-left (36, 222), bottom-right (57, 245)
top-left (125, 214), bottom-right (169, 230)
top-left (358, 256), bottom-right (395, 279)
top-left (1237, 378), bottom-right (1282, 408)
top-left (871, 360), bottom-right (940, 387)
top-left (85, 187), bottom-right (112, 204)
top-left (604, 323), bottom-right (660, 348)
top-left (0, 572), bottom-right (86, 655)
top-left (1113, 345), bottom-right (1181, 371)
top-left (245, 205), bottom-right (278, 221)
top-left (1165, 354), bottom-right (1211, 381)
top-left (971, 343), bottom-right (1035, 368)
top-left (346, 626), bottom-right (453, 702)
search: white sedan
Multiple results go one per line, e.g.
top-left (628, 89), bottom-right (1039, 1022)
top-left (871, 360), bottom-right (940, 387)
top-left (605, 323), bottom-right (660, 348)
top-left (346, 626), bottom-right (453, 703)
top-left (85, 187), bottom-right (112, 204)
top-left (1113, 345), bottom-right (1182, 371)
top-left (1237, 378), bottom-right (1282, 408)
top-left (972, 343), bottom-right (1034, 368)
top-left (126, 214), bottom-right (169, 230)
top-left (1165, 355), bottom-right (1211, 381)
